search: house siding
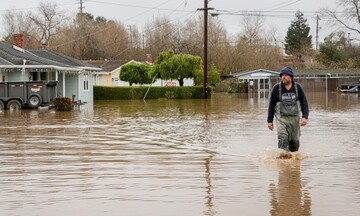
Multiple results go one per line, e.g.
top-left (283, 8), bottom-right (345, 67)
top-left (64, 73), bottom-right (79, 100)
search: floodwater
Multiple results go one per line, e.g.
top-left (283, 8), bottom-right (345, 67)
top-left (0, 92), bottom-right (359, 216)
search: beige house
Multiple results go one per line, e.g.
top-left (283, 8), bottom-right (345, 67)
top-left (87, 59), bottom-right (127, 86)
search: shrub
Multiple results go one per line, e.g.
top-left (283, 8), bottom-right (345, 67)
top-left (214, 79), bottom-right (246, 93)
top-left (52, 97), bottom-right (72, 111)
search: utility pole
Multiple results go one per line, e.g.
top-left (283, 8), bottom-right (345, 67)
top-left (127, 25), bottom-right (133, 48)
top-left (199, 1), bottom-right (213, 99)
top-left (348, 32), bottom-right (352, 46)
top-left (316, 15), bottom-right (320, 51)
top-left (203, 0), bottom-right (209, 99)
top-left (79, 0), bottom-right (85, 14)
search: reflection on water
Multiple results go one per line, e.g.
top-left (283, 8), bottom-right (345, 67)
top-left (0, 92), bottom-right (359, 216)
top-left (204, 155), bottom-right (215, 216)
top-left (268, 156), bottom-right (311, 216)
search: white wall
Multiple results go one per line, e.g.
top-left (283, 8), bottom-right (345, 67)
top-left (120, 78), bottom-right (194, 87)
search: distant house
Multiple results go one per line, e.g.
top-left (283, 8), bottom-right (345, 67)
top-left (0, 38), bottom-right (101, 104)
top-left (89, 59), bottom-right (138, 86)
top-left (89, 57), bottom-right (194, 87)
top-left (231, 68), bottom-right (280, 94)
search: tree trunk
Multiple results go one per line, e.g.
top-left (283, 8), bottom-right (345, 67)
top-left (178, 78), bottom-right (184, 86)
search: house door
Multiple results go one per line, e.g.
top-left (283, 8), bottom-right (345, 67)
top-left (259, 78), bottom-right (269, 92)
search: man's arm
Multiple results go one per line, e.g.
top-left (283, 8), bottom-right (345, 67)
top-left (267, 84), bottom-right (279, 123)
top-left (297, 83), bottom-right (309, 119)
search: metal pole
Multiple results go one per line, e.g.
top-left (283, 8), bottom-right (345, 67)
top-left (316, 15), bottom-right (319, 51)
top-left (325, 74), bottom-right (328, 107)
top-left (22, 59), bottom-right (26, 81)
top-left (203, 0), bottom-right (208, 99)
top-left (143, 72), bottom-right (159, 101)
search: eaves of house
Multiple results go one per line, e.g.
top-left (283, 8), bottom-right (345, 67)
top-left (231, 68), bottom-right (280, 79)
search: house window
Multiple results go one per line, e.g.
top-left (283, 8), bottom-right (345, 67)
top-left (2, 75), bottom-right (5, 82)
top-left (84, 74), bottom-right (89, 90)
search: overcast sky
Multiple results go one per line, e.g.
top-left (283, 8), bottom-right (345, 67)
top-left (0, 0), bottom-right (341, 46)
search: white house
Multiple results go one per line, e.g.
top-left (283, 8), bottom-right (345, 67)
top-left (231, 68), bottom-right (280, 94)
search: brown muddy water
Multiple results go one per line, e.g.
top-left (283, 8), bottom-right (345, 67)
top-left (0, 92), bottom-right (359, 216)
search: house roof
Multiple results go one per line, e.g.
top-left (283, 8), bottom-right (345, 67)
top-left (86, 58), bottom-right (152, 73)
top-left (0, 56), bottom-right (12, 65)
top-left (232, 69), bottom-right (280, 79)
top-left (0, 41), bottom-right (100, 72)
top-left (85, 59), bottom-right (129, 72)
top-left (0, 41), bottom-right (70, 67)
top-left (31, 49), bottom-right (101, 71)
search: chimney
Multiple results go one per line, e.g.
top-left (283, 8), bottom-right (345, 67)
top-left (145, 54), bottom-right (153, 64)
top-left (13, 33), bottom-right (25, 48)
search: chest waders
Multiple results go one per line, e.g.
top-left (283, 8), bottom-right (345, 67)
top-left (274, 83), bottom-right (301, 152)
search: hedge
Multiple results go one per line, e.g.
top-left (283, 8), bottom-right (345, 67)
top-left (94, 86), bottom-right (212, 100)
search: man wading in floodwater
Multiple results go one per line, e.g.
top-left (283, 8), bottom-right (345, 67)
top-left (267, 67), bottom-right (309, 152)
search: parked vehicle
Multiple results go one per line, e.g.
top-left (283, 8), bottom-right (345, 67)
top-left (0, 80), bottom-right (58, 110)
top-left (339, 83), bottom-right (360, 93)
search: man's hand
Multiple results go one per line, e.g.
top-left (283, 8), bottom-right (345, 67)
top-left (300, 118), bottom-right (308, 126)
top-left (268, 122), bottom-right (274, 130)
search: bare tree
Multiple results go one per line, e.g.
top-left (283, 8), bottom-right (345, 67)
top-left (144, 16), bottom-right (175, 56)
top-left (52, 13), bottom-right (129, 60)
top-left (96, 20), bottom-right (130, 60)
top-left (1, 10), bottom-right (36, 46)
top-left (1, 11), bottom-right (26, 35)
top-left (241, 13), bottom-right (265, 45)
top-left (321, 0), bottom-right (360, 38)
top-left (27, 1), bottom-right (68, 47)
top-left (1, 1), bottom-right (68, 48)
top-left (207, 17), bottom-right (233, 75)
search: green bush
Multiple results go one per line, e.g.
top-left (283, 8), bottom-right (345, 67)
top-left (94, 86), bottom-right (212, 100)
top-left (52, 97), bottom-right (72, 111)
top-left (214, 79), bottom-right (247, 93)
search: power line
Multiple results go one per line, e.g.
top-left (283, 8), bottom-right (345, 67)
top-left (0, 3), bottom-right (77, 13)
top-left (263, 0), bottom-right (301, 11)
top-left (86, 0), bottom-right (193, 13)
top-left (260, 0), bottom-right (301, 11)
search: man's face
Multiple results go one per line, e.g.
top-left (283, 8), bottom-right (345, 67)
top-left (281, 74), bottom-right (292, 85)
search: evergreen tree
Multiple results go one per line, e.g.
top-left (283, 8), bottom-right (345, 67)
top-left (284, 10), bottom-right (312, 59)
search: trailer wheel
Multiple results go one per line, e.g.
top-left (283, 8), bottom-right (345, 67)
top-left (0, 100), bottom-right (4, 110)
top-left (7, 100), bottom-right (21, 111)
top-left (28, 94), bottom-right (42, 108)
